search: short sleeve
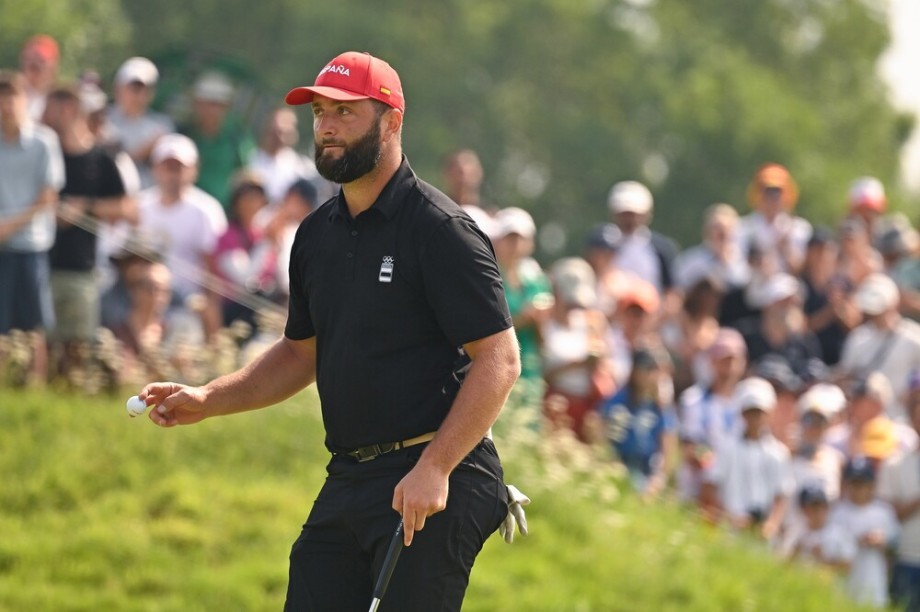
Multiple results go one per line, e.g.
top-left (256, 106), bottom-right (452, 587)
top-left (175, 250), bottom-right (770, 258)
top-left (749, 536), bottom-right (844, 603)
top-left (419, 218), bottom-right (512, 346)
top-left (43, 129), bottom-right (65, 191)
top-left (284, 227), bottom-right (315, 340)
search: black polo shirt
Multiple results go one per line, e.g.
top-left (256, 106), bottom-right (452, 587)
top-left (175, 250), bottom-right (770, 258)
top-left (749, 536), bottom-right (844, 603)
top-left (285, 157), bottom-right (512, 453)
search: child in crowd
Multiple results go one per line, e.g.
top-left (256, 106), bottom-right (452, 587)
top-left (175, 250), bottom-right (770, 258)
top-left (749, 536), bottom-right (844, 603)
top-left (830, 457), bottom-right (899, 608)
top-left (599, 344), bottom-right (677, 498)
top-left (702, 377), bottom-right (792, 541)
top-left (789, 484), bottom-right (855, 570)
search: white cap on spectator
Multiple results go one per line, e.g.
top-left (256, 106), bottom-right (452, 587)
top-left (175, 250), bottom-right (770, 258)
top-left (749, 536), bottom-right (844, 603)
top-left (855, 273), bottom-right (899, 316)
top-left (193, 71), bottom-right (235, 103)
top-left (462, 205), bottom-right (499, 240)
top-left (797, 383), bottom-right (846, 420)
top-left (759, 273), bottom-right (801, 307)
top-left (115, 57), bottom-right (159, 87)
top-left (735, 376), bottom-right (777, 413)
top-left (551, 257), bottom-right (596, 309)
top-left (152, 133), bottom-right (199, 167)
top-left (607, 181), bottom-right (653, 215)
top-left (495, 207), bottom-right (536, 239)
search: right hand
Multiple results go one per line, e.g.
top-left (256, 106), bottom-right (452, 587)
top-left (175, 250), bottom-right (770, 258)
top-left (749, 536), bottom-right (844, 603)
top-left (140, 382), bottom-right (209, 427)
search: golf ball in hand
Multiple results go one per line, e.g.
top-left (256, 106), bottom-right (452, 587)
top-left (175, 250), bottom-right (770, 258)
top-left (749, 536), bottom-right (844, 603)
top-left (126, 396), bottom-right (147, 417)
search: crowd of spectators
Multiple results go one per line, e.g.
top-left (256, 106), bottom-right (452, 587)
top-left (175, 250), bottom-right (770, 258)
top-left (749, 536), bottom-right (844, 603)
top-left (1, 36), bottom-right (328, 387)
top-left (478, 158), bottom-right (920, 608)
top-left (2, 34), bottom-right (920, 610)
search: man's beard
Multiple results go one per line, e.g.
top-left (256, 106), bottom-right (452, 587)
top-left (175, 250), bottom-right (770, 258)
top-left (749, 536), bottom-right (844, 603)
top-left (315, 120), bottom-right (382, 184)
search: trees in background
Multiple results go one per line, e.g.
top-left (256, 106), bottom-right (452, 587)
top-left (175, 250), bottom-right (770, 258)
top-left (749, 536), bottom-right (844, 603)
top-left (1, 0), bottom-right (912, 252)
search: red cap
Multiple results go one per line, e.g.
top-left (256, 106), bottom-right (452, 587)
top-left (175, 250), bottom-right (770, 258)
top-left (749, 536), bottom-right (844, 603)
top-left (22, 34), bottom-right (59, 64)
top-left (285, 51), bottom-right (404, 112)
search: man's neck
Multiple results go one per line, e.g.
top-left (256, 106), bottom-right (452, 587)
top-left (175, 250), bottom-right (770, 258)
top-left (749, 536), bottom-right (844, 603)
top-left (1, 119), bottom-right (22, 142)
top-left (60, 125), bottom-right (94, 154)
top-left (158, 187), bottom-right (185, 206)
top-left (341, 149), bottom-right (402, 218)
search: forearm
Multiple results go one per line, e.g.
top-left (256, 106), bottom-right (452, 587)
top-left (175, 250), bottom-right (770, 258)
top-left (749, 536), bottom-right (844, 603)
top-left (0, 188), bottom-right (54, 240)
top-left (893, 497), bottom-right (920, 522)
top-left (202, 336), bottom-right (316, 417)
top-left (417, 329), bottom-right (520, 475)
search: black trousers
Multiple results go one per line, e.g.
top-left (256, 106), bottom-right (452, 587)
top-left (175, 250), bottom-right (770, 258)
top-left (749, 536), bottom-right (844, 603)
top-left (284, 438), bottom-right (508, 612)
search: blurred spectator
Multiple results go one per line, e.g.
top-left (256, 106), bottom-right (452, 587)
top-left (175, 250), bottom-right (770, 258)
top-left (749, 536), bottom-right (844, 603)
top-left (801, 228), bottom-right (860, 365)
top-left (599, 344), bottom-right (678, 498)
top-left (0, 70), bottom-right (65, 384)
top-left (779, 384), bottom-right (847, 556)
top-left (107, 57), bottom-right (175, 188)
top-left (181, 71), bottom-right (255, 209)
top-left (836, 216), bottom-right (882, 288)
top-left (215, 173), bottom-right (279, 334)
top-left (788, 485), bottom-right (855, 570)
top-left (247, 107), bottom-right (322, 206)
top-left (583, 223), bottom-right (631, 317)
top-left (606, 277), bottom-right (661, 387)
top-left (673, 203), bottom-right (749, 292)
top-left (838, 273), bottom-right (920, 422)
top-left (442, 148), bottom-right (487, 210)
top-left (878, 382), bottom-right (920, 611)
top-left (743, 273), bottom-right (823, 372)
top-left (677, 328), bottom-right (747, 504)
top-left (661, 276), bottom-right (723, 393)
top-left (702, 376), bottom-right (793, 540)
top-left (737, 163), bottom-right (812, 275)
top-left (19, 34), bottom-right (59, 122)
top-left (41, 84), bottom-right (137, 376)
top-left (846, 177), bottom-right (887, 247)
top-left (825, 372), bottom-right (918, 460)
top-left (101, 235), bottom-right (162, 331)
top-left (137, 133), bottom-right (227, 337)
top-left (883, 224), bottom-right (920, 322)
top-left (830, 457), bottom-right (899, 608)
top-left (754, 355), bottom-right (805, 450)
top-left (542, 257), bottom-right (614, 441)
top-left (264, 178), bottom-right (319, 297)
top-left (606, 180), bottom-right (678, 297)
top-left (110, 260), bottom-right (174, 378)
top-left (493, 207), bottom-right (553, 387)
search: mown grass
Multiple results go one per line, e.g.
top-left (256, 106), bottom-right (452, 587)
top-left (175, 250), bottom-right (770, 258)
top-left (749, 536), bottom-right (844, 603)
top-left (0, 387), bottom-right (867, 611)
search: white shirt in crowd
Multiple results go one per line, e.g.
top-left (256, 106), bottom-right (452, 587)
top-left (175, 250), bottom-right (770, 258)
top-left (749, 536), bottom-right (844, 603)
top-left (778, 446), bottom-right (846, 557)
top-left (247, 147), bottom-right (319, 205)
top-left (673, 244), bottom-right (750, 290)
top-left (829, 499), bottom-right (899, 608)
top-left (679, 385), bottom-right (742, 451)
top-left (542, 311), bottom-right (595, 396)
top-left (878, 450), bottom-right (920, 565)
top-left (615, 227), bottom-right (662, 293)
top-left (137, 186), bottom-right (227, 298)
top-left (737, 211), bottom-right (812, 273)
top-left (791, 520), bottom-right (857, 566)
top-left (106, 106), bottom-right (175, 189)
top-left (838, 317), bottom-right (920, 423)
top-left (708, 432), bottom-right (793, 520)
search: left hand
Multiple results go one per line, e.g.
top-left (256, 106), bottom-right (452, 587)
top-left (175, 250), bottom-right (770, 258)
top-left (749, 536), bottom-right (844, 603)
top-left (392, 461), bottom-right (450, 547)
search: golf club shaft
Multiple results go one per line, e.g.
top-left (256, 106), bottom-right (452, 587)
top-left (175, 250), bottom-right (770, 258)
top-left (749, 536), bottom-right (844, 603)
top-left (368, 519), bottom-right (404, 612)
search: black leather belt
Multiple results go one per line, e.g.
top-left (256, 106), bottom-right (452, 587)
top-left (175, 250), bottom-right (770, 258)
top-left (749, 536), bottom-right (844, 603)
top-left (343, 431), bottom-right (437, 462)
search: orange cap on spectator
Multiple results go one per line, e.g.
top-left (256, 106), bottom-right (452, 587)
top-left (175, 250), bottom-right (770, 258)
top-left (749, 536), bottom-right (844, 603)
top-left (617, 279), bottom-right (660, 314)
top-left (22, 34), bottom-right (59, 64)
top-left (859, 417), bottom-right (898, 461)
top-left (746, 163), bottom-right (799, 210)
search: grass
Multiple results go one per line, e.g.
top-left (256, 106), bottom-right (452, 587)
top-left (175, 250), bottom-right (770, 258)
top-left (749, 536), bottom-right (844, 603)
top-left (0, 386), bottom-right (868, 611)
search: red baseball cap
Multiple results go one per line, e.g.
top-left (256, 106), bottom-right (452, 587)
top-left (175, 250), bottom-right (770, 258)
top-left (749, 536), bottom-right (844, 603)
top-left (22, 34), bottom-right (59, 64)
top-left (285, 51), bottom-right (405, 112)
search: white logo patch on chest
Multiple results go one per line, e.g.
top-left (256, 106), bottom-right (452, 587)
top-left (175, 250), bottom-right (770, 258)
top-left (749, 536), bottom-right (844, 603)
top-left (378, 256), bottom-right (394, 283)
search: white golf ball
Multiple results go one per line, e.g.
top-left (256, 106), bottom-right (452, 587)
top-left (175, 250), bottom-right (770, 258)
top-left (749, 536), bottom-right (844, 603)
top-left (126, 395), bottom-right (147, 417)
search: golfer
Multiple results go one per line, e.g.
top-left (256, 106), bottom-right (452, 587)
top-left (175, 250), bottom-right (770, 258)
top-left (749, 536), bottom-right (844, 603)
top-left (140, 51), bottom-right (520, 611)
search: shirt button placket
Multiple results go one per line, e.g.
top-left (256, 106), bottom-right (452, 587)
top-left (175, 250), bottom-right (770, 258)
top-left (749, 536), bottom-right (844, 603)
top-left (347, 227), bottom-right (359, 280)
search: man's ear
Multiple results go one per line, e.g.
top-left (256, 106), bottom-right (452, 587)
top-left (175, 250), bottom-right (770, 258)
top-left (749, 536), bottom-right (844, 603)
top-left (382, 108), bottom-right (403, 142)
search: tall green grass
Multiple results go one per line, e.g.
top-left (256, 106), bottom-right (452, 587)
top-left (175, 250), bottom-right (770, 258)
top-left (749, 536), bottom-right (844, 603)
top-left (0, 388), bottom-right (866, 611)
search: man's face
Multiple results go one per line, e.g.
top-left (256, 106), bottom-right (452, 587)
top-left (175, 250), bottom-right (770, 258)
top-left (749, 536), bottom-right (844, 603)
top-left (0, 89), bottom-right (27, 125)
top-left (153, 158), bottom-right (197, 193)
top-left (312, 96), bottom-right (385, 184)
top-left (40, 96), bottom-right (76, 134)
top-left (20, 49), bottom-right (56, 90)
top-left (761, 186), bottom-right (784, 218)
top-left (614, 211), bottom-right (646, 234)
top-left (711, 354), bottom-right (745, 385)
top-left (116, 81), bottom-right (153, 115)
